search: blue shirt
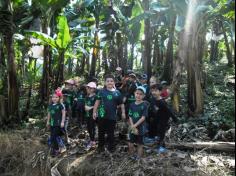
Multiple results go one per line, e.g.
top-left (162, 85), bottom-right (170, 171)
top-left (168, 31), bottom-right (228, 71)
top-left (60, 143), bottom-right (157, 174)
top-left (96, 88), bottom-right (123, 120)
top-left (128, 102), bottom-right (148, 135)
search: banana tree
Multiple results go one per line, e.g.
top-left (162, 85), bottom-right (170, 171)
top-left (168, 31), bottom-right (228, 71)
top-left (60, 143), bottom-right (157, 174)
top-left (26, 15), bottom-right (72, 88)
top-left (31, 0), bottom-right (69, 105)
top-left (0, 0), bottom-right (20, 122)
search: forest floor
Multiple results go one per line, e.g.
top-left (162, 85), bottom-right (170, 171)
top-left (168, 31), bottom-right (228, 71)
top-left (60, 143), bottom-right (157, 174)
top-left (0, 61), bottom-right (235, 176)
top-left (0, 123), bottom-right (234, 176)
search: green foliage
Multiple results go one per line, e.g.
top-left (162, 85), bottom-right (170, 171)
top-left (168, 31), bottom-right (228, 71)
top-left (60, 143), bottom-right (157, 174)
top-left (56, 15), bottom-right (71, 49)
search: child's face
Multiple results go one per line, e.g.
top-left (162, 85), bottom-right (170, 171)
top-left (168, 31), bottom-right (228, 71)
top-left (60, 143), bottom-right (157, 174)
top-left (52, 94), bottom-right (60, 103)
top-left (149, 78), bottom-right (157, 86)
top-left (140, 79), bottom-right (147, 84)
top-left (86, 87), bottom-right (95, 94)
top-left (105, 78), bottom-right (115, 89)
top-left (135, 90), bottom-right (145, 101)
top-left (129, 77), bottom-right (135, 82)
top-left (151, 88), bottom-right (160, 97)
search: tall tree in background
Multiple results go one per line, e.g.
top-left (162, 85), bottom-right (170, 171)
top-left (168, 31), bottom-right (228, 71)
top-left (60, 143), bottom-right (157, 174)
top-left (184, 0), bottom-right (208, 115)
top-left (143, 0), bottom-right (152, 79)
top-left (0, 0), bottom-right (19, 122)
top-left (162, 14), bottom-right (176, 83)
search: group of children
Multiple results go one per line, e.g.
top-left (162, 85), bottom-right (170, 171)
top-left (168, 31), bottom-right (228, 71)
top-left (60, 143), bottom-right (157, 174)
top-left (46, 67), bottom-right (178, 159)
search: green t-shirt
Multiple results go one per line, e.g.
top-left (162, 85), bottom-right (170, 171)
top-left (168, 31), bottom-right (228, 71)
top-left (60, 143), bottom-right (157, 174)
top-left (96, 89), bottom-right (123, 120)
top-left (128, 102), bottom-right (148, 135)
top-left (85, 95), bottom-right (96, 118)
top-left (48, 103), bottom-right (65, 126)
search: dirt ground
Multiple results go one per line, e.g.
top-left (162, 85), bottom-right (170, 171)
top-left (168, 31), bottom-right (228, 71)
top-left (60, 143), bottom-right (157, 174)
top-left (0, 123), bottom-right (235, 176)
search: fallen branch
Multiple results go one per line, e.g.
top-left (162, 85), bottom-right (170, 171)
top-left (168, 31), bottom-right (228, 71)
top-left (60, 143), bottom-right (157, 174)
top-left (166, 142), bottom-right (235, 153)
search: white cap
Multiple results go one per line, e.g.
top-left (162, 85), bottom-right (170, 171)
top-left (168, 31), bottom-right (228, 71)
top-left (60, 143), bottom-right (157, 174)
top-left (116, 67), bottom-right (122, 71)
top-left (136, 86), bottom-right (146, 94)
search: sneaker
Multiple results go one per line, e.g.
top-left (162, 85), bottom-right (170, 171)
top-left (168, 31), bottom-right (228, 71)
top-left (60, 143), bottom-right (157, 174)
top-left (130, 155), bottom-right (141, 161)
top-left (143, 137), bottom-right (155, 145)
top-left (59, 147), bottom-right (67, 153)
top-left (157, 146), bottom-right (167, 154)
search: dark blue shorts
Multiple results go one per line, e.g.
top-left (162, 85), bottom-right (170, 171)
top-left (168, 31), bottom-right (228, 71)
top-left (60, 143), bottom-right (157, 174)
top-left (129, 133), bottom-right (144, 145)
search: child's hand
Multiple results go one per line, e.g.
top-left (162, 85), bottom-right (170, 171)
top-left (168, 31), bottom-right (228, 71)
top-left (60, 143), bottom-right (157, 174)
top-left (46, 122), bottom-right (50, 130)
top-left (121, 112), bottom-right (126, 120)
top-left (93, 112), bottom-right (97, 120)
top-left (85, 105), bottom-right (93, 111)
top-left (60, 122), bottom-right (65, 128)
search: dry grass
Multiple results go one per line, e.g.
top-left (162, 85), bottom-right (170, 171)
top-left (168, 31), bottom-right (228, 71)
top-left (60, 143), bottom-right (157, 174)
top-left (0, 130), bottom-right (48, 176)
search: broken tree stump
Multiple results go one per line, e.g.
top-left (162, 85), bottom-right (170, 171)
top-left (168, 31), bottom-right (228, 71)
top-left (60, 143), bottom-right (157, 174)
top-left (166, 142), bottom-right (235, 153)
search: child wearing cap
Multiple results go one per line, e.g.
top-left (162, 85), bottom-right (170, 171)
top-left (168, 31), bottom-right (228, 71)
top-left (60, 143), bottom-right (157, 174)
top-left (46, 90), bottom-right (66, 156)
top-left (150, 84), bottom-right (178, 153)
top-left (140, 74), bottom-right (149, 91)
top-left (124, 73), bottom-right (140, 117)
top-left (93, 74), bottom-right (126, 153)
top-left (128, 86), bottom-right (148, 159)
top-left (85, 82), bottom-right (97, 149)
top-left (160, 81), bottom-right (170, 100)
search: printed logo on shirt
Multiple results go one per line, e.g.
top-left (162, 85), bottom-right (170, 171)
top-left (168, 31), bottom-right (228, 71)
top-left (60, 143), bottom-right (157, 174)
top-left (107, 95), bottom-right (113, 100)
top-left (133, 112), bottom-right (140, 119)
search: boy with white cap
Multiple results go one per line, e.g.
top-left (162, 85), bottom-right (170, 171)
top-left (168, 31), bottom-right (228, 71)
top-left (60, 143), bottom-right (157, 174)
top-left (128, 86), bottom-right (148, 159)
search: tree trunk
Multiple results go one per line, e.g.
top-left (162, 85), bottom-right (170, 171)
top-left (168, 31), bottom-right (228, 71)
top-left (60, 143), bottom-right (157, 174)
top-left (108, 39), bottom-right (117, 72)
top-left (143, 0), bottom-right (152, 79)
top-left (90, 14), bottom-right (100, 78)
top-left (79, 54), bottom-right (86, 74)
top-left (162, 15), bottom-right (176, 83)
top-left (172, 31), bottom-right (186, 113)
top-left (40, 19), bottom-right (50, 106)
top-left (0, 95), bottom-right (7, 126)
top-left (55, 50), bottom-right (65, 88)
top-left (166, 142), bottom-right (235, 153)
top-left (152, 31), bottom-right (160, 74)
top-left (220, 21), bottom-right (233, 67)
top-left (123, 38), bottom-right (128, 71)
top-left (68, 58), bottom-right (73, 76)
top-left (22, 57), bottom-right (35, 121)
top-left (210, 21), bottom-right (220, 63)
top-left (4, 31), bottom-right (19, 121)
top-left (90, 32), bottom-right (99, 78)
top-left (185, 0), bottom-right (206, 116)
top-left (0, 38), bottom-right (6, 66)
top-left (128, 44), bottom-right (135, 70)
top-left (116, 32), bottom-right (123, 67)
top-left (102, 47), bottom-right (109, 75)
top-left (1, 1), bottom-right (19, 122)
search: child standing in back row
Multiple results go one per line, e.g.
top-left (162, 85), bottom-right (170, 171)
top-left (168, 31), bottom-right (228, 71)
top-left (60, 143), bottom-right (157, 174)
top-left (85, 82), bottom-right (97, 149)
top-left (128, 86), bottom-right (148, 159)
top-left (46, 90), bottom-right (66, 156)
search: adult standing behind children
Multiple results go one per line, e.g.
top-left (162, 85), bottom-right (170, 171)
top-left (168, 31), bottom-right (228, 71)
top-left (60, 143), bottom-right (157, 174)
top-left (93, 74), bottom-right (126, 153)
